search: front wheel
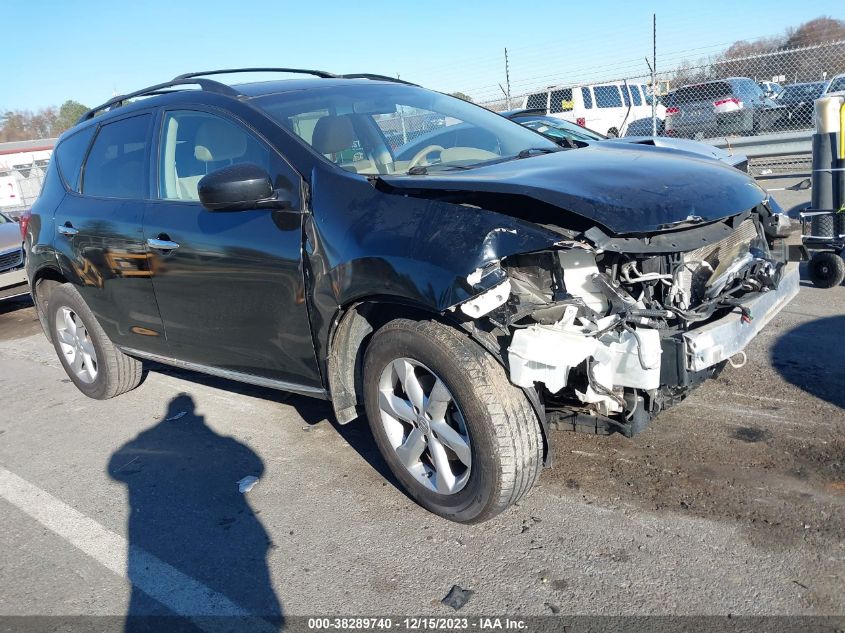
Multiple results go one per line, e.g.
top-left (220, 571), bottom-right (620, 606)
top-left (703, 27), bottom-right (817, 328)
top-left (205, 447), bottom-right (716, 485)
top-left (363, 319), bottom-right (543, 523)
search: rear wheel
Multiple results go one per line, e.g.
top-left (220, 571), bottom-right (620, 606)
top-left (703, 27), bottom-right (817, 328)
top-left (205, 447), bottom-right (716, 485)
top-left (808, 251), bottom-right (845, 288)
top-left (363, 318), bottom-right (543, 523)
top-left (47, 284), bottom-right (143, 399)
top-left (606, 127), bottom-right (619, 138)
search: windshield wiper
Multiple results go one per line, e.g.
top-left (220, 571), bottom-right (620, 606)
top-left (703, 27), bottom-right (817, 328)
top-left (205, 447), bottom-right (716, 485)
top-left (516, 147), bottom-right (561, 159)
top-left (407, 164), bottom-right (473, 176)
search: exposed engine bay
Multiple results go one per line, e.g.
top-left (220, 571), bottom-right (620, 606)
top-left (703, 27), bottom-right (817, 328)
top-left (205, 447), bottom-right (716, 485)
top-left (455, 204), bottom-right (798, 437)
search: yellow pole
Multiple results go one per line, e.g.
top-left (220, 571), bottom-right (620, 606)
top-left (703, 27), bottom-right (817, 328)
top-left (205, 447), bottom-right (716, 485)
top-left (840, 101), bottom-right (845, 161)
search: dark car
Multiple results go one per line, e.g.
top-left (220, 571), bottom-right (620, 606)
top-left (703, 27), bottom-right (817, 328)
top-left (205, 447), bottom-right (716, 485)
top-left (777, 82), bottom-right (826, 129)
top-left (664, 77), bottom-right (784, 139)
top-left (0, 211), bottom-right (27, 300)
top-left (24, 69), bottom-right (798, 523)
top-left (502, 109), bottom-right (749, 171)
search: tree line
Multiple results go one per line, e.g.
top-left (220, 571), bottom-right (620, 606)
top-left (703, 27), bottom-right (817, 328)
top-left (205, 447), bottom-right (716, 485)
top-left (0, 100), bottom-right (89, 143)
top-left (670, 16), bottom-right (845, 88)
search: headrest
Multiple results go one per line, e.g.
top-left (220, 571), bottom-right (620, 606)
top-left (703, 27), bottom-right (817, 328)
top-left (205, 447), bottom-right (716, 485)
top-left (311, 115), bottom-right (355, 155)
top-left (194, 119), bottom-right (247, 162)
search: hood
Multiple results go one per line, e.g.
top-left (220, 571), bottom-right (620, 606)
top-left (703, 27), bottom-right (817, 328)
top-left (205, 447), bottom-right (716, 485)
top-left (379, 143), bottom-right (766, 235)
top-left (0, 221), bottom-right (22, 253)
top-left (605, 136), bottom-right (739, 162)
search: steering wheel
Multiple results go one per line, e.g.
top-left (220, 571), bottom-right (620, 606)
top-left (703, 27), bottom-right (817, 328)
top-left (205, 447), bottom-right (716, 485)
top-left (407, 145), bottom-right (445, 170)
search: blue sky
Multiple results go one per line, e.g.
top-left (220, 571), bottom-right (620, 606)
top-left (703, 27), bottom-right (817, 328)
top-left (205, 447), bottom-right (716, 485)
top-left (2, 0), bottom-right (842, 112)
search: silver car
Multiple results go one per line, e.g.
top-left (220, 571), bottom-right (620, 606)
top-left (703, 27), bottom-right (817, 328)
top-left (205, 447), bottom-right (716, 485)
top-left (0, 211), bottom-right (27, 300)
top-left (664, 77), bottom-right (783, 139)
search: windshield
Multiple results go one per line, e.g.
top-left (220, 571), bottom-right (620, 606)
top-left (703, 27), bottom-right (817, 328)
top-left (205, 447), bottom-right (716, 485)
top-left (253, 83), bottom-right (559, 175)
top-left (780, 83), bottom-right (825, 102)
top-left (515, 116), bottom-right (606, 142)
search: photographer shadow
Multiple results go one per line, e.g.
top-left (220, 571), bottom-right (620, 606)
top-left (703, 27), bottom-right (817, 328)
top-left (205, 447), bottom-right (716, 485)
top-left (108, 393), bottom-right (283, 632)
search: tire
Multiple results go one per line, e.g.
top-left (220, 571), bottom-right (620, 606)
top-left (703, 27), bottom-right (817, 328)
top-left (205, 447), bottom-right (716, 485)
top-left (606, 127), bottom-right (619, 138)
top-left (362, 318), bottom-right (543, 523)
top-left (47, 283), bottom-right (143, 399)
top-left (808, 252), bottom-right (845, 289)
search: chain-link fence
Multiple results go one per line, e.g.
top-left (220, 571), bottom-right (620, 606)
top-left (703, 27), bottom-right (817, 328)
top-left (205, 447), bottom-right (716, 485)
top-left (0, 160), bottom-right (48, 219)
top-left (0, 145), bottom-right (52, 219)
top-left (480, 38), bottom-right (845, 142)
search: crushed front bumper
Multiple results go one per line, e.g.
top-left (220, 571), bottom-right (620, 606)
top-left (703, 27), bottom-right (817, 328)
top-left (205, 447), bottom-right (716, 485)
top-left (682, 263), bottom-right (800, 371)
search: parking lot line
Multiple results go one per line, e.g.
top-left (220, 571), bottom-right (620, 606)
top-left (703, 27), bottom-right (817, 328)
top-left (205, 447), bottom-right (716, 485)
top-left (0, 465), bottom-right (276, 631)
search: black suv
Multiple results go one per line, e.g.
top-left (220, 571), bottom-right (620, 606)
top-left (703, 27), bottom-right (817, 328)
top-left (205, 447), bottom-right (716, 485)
top-left (25, 69), bottom-right (798, 523)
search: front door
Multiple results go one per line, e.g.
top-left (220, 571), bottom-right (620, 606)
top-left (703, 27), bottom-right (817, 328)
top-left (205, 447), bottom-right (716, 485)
top-left (143, 108), bottom-right (321, 388)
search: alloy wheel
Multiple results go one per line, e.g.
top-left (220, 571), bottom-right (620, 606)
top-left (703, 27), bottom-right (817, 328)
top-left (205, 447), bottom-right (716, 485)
top-left (55, 306), bottom-right (98, 384)
top-left (377, 358), bottom-right (472, 495)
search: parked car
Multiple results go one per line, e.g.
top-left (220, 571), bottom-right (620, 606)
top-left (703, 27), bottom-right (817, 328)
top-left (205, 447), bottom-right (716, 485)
top-left (502, 109), bottom-right (749, 171)
top-left (759, 81), bottom-right (783, 99)
top-left (777, 82), bottom-right (827, 129)
top-left (822, 72), bottom-right (845, 96)
top-left (664, 77), bottom-right (783, 139)
top-left (623, 116), bottom-right (665, 137)
top-left (25, 69), bottom-right (798, 523)
top-left (0, 211), bottom-right (27, 300)
top-left (522, 81), bottom-right (661, 137)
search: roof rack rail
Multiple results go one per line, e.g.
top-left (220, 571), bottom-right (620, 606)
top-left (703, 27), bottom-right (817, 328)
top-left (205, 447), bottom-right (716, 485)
top-left (77, 77), bottom-right (242, 123)
top-left (339, 73), bottom-right (417, 86)
top-left (174, 67), bottom-right (338, 81)
top-left (78, 68), bottom-right (418, 124)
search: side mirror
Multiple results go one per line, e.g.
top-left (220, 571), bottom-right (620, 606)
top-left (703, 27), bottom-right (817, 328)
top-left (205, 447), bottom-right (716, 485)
top-left (198, 163), bottom-right (295, 212)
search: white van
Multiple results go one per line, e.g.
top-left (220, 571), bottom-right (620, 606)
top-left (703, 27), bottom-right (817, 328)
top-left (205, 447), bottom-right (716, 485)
top-left (522, 82), bottom-right (660, 137)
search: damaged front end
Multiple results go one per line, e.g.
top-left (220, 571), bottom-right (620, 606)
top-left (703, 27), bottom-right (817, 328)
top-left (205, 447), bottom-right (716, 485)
top-left (453, 208), bottom-right (799, 437)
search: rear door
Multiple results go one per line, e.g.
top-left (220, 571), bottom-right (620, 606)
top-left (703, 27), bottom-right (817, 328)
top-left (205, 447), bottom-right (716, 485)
top-left (143, 107), bottom-right (321, 388)
top-left (54, 112), bottom-right (168, 354)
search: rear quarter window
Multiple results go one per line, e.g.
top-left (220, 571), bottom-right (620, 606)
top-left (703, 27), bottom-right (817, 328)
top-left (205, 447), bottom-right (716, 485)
top-left (55, 127), bottom-right (96, 192)
top-left (581, 87), bottom-right (593, 109)
top-left (82, 114), bottom-right (151, 199)
top-left (526, 92), bottom-right (548, 110)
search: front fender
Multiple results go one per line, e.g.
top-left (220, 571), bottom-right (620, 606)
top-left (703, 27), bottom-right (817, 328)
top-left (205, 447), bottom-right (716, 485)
top-left (305, 167), bottom-right (563, 372)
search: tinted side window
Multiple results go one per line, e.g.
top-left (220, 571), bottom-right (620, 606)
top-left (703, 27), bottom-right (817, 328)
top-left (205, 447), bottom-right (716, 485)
top-left (526, 92), bottom-right (548, 110)
top-left (630, 85), bottom-right (642, 106)
top-left (82, 115), bottom-right (150, 199)
top-left (158, 111), bottom-right (271, 201)
top-left (595, 85), bottom-right (622, 108)
top-left (828, 77), bottom-right (845, 93)
top-left (549, 89), bottom-right (573, 114)
top-left (581, 87), bottom-right (593, 109)
top-left (55, 127), bottom-right (96, 192)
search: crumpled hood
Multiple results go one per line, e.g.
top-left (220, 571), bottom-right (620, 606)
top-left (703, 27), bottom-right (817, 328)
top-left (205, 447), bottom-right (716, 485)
top-left (603, 136), bottom-right (743, 164)
top-left (379, 143), bottom-right (767, 235)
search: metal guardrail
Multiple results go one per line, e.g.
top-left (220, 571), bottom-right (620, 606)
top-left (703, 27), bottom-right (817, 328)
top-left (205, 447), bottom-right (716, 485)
top-left (707, 130), bottom-right (813, 158)
top-left (705, 130), bottom-right (813, 178)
